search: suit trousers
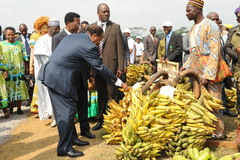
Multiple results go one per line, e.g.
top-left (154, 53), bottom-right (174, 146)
top-left (48, 88), bottom-right (77, 153)
top-left (76, 75), bottom-right (90, 133)
top-left (95, 73), bottom-right (118, 121)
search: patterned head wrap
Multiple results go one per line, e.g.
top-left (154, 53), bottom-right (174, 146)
top-left (188, 0), bottom-right (204, 9)
top-left (33, 16), bottom-right (50, 31)
top-left (235, 6), bottom-right (240, 17)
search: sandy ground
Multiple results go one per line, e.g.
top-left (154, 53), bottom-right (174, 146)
top-left (0, 107), bottom-right (239, 160)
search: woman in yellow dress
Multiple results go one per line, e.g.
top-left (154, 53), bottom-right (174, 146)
top-left (29, 16), bottom-right (50, 114)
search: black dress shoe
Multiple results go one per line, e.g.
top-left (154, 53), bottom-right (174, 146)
top-left (81, 131), bottom-right (96, 139)
top-left (224, 110), bottom-right (238, 117)
top-left (58, 149), bottom-right (84, 157)
top-left (72, 138), bottom-right (89, 146)
top-left (92, 121), bottom-right (103, 130)
top-left (17, 110), bottom-right (23, 115)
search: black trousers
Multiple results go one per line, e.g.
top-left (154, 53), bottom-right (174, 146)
top-left (48, 88), bottom-right (78, 153)
top-left (76, 76), bottom-right (90, 133)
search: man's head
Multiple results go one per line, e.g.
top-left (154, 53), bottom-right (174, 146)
top-left (97, 3), bottom-right (110, 22)
top-left (123, 28), bottom-right (131, 38)
top-left (19, 24), bottom-right (28, 37)
top-left (136, 36), bottom-right (142, 43)
top-left (48, 19), bottom-right (60, 37)
top-left (0, 25), bottom-right (2, 35)
top-left (186, 0), bottom-right (204, 21)
top-left (81, 21), bottom-right (89, 31)
top-left (65, 12), bottom-right (80, 33)
top-left (163, 21), bottom-right (173, 35)
top-left (235, 6), bottom-right (240, 23)
top-left (86, 24), bottom-right (104, 45)
top-left (149, 26), bottom-right (156, 36)
top-left (207, 12), bottom-right (221, 26)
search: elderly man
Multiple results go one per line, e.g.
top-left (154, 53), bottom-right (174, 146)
top-left (182, 0), bottom-right (231, 140)
top-left (34, 19), bottom-right (60, 125)
top-left (38, 25), bottom-right (129, 157)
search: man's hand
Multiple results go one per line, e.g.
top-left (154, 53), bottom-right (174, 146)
top-left (164, 58), bottom-right (169, 63)
top-left (116, 70), bottom-right (122, 78)
top-left (159, 57), bottom-right (165, 62)
top-left (148, 57), bottom-right (153, 62)
top-left (121, 82), bottom-right (131, 92)
top-left (3, 71), bottom-right (8, 79)
top-left (179, 67), bottom-right (186, 72)
top-left (200, 77), bottom-right (209, 86)
top-left (88, 77), bottom-right (95, 84)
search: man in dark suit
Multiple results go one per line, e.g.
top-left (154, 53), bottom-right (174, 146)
top-left (15, 24), bottom-right (31, 56)
top-left (160, 21), bottom-right (183, 67)
top-left (52, 12), bottom-right (95, 139)
top-left (38, 25), bottom-right (129, 157)
top-left (143, 26), bottom-right (159, 72)
top-left (92, 3), bottom-right (124, 130)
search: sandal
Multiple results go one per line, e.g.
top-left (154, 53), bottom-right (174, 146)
top-left (3, 108), bottom-right (10, 119)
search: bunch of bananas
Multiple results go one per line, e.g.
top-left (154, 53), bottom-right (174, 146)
top-left (172, 147), bottom-right (217, 160)
top-left (126, 63), bottom-right (153, 86)
top-left (225, 87), bottom-right (237, 108)
top-left (220, 153), bottom-right (240, 160)
top-left (165, 86), bottom-right (217, 157)
top-left (102, 87), bottom-right (143, 144)
top-left (200, 87), bottom-right (225, 111)
top-left (115, 88), bottom-right (188, 159)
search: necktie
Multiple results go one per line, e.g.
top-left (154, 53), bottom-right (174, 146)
top-left (98, 23), bottom-right (104, 55)
top-left (24, 35), bottom-right (31, 56)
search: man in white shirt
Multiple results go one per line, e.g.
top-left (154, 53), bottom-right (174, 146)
top-left (123, 28), bottom-right (135, 64)
top-left (135, 36), bottom-right (144, 63)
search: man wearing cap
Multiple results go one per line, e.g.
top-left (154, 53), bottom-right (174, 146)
top-left (123, 28), bottom-right (135, 64)
top-left (135, 36), bottom-right (144, 64)
top-left (33, 18), bottom-right (60, 124)
top-left (143, 26), bottom-right (159, 72)
top-left (182, 0), bottom-right (231, 140)
top-left (160, 21), bottom-right (183, 67)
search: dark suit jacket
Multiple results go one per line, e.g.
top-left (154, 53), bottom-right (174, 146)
top-left (143, 35), bottom-right (159, 61)
top-left (122, 34), bottom-right (130, 68)
top-left (52, 29), bottom-right (68, 52)
top-left (92, 21), bottom-right (124, 74)
top-left (38, 33), bottom-right (117, 101)
top-left (15, 34), bottom-right (31, 42)
top-left (164, 31), bottom-right (183, 63)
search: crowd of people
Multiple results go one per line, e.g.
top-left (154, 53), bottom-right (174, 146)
top-left (1, 0), bottom-right (240, 158)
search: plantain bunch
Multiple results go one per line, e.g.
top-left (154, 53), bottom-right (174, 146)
top-left (225, 87), bottom-right (237, 108)
top-left (165, 86), bottom-right (218, 157)
top-left (172, 147), bottom-right (217, 160)
top-left (126, 64), bottom-right (153, 86)
top-left (102, 83), bottom-right (146, 144)
top-left (115, 88), bottom-right (187, 160)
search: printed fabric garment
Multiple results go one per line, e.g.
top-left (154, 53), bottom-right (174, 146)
top-left (0, 41), bottom-right (29, 102)
top-left (183, 18), bottom-right (231, 82)
top-left (0, 72), bottom-right (8, 109)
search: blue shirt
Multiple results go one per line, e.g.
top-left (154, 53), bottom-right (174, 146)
top-left (166, 30), bottom-right (173, 50)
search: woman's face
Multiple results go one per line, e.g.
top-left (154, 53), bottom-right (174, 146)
top-left (5, 29), bottom-right (15, 43)
top-left (40, 24), bottom-right (48, 35)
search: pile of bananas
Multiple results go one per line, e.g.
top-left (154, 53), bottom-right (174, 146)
top-left (115, 88), bottom-right (188, 159)
top-left (126, 63), bottom-right (153, 86)
top-left (165, 86), bottom-right (218, 157)
top-left (225, 87), bottom-right (237, 108)
top-left (172, 147), bottom-right (217, 160)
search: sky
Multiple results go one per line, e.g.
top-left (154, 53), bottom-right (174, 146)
top-left (0, 0), bottom-right (239, 36)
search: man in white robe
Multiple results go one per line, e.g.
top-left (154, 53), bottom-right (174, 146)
top-left (34, 19), bottom-right (60, 125)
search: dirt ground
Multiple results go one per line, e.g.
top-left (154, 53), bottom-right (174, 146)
top-left (0, 109), bottom-right (239, 160)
